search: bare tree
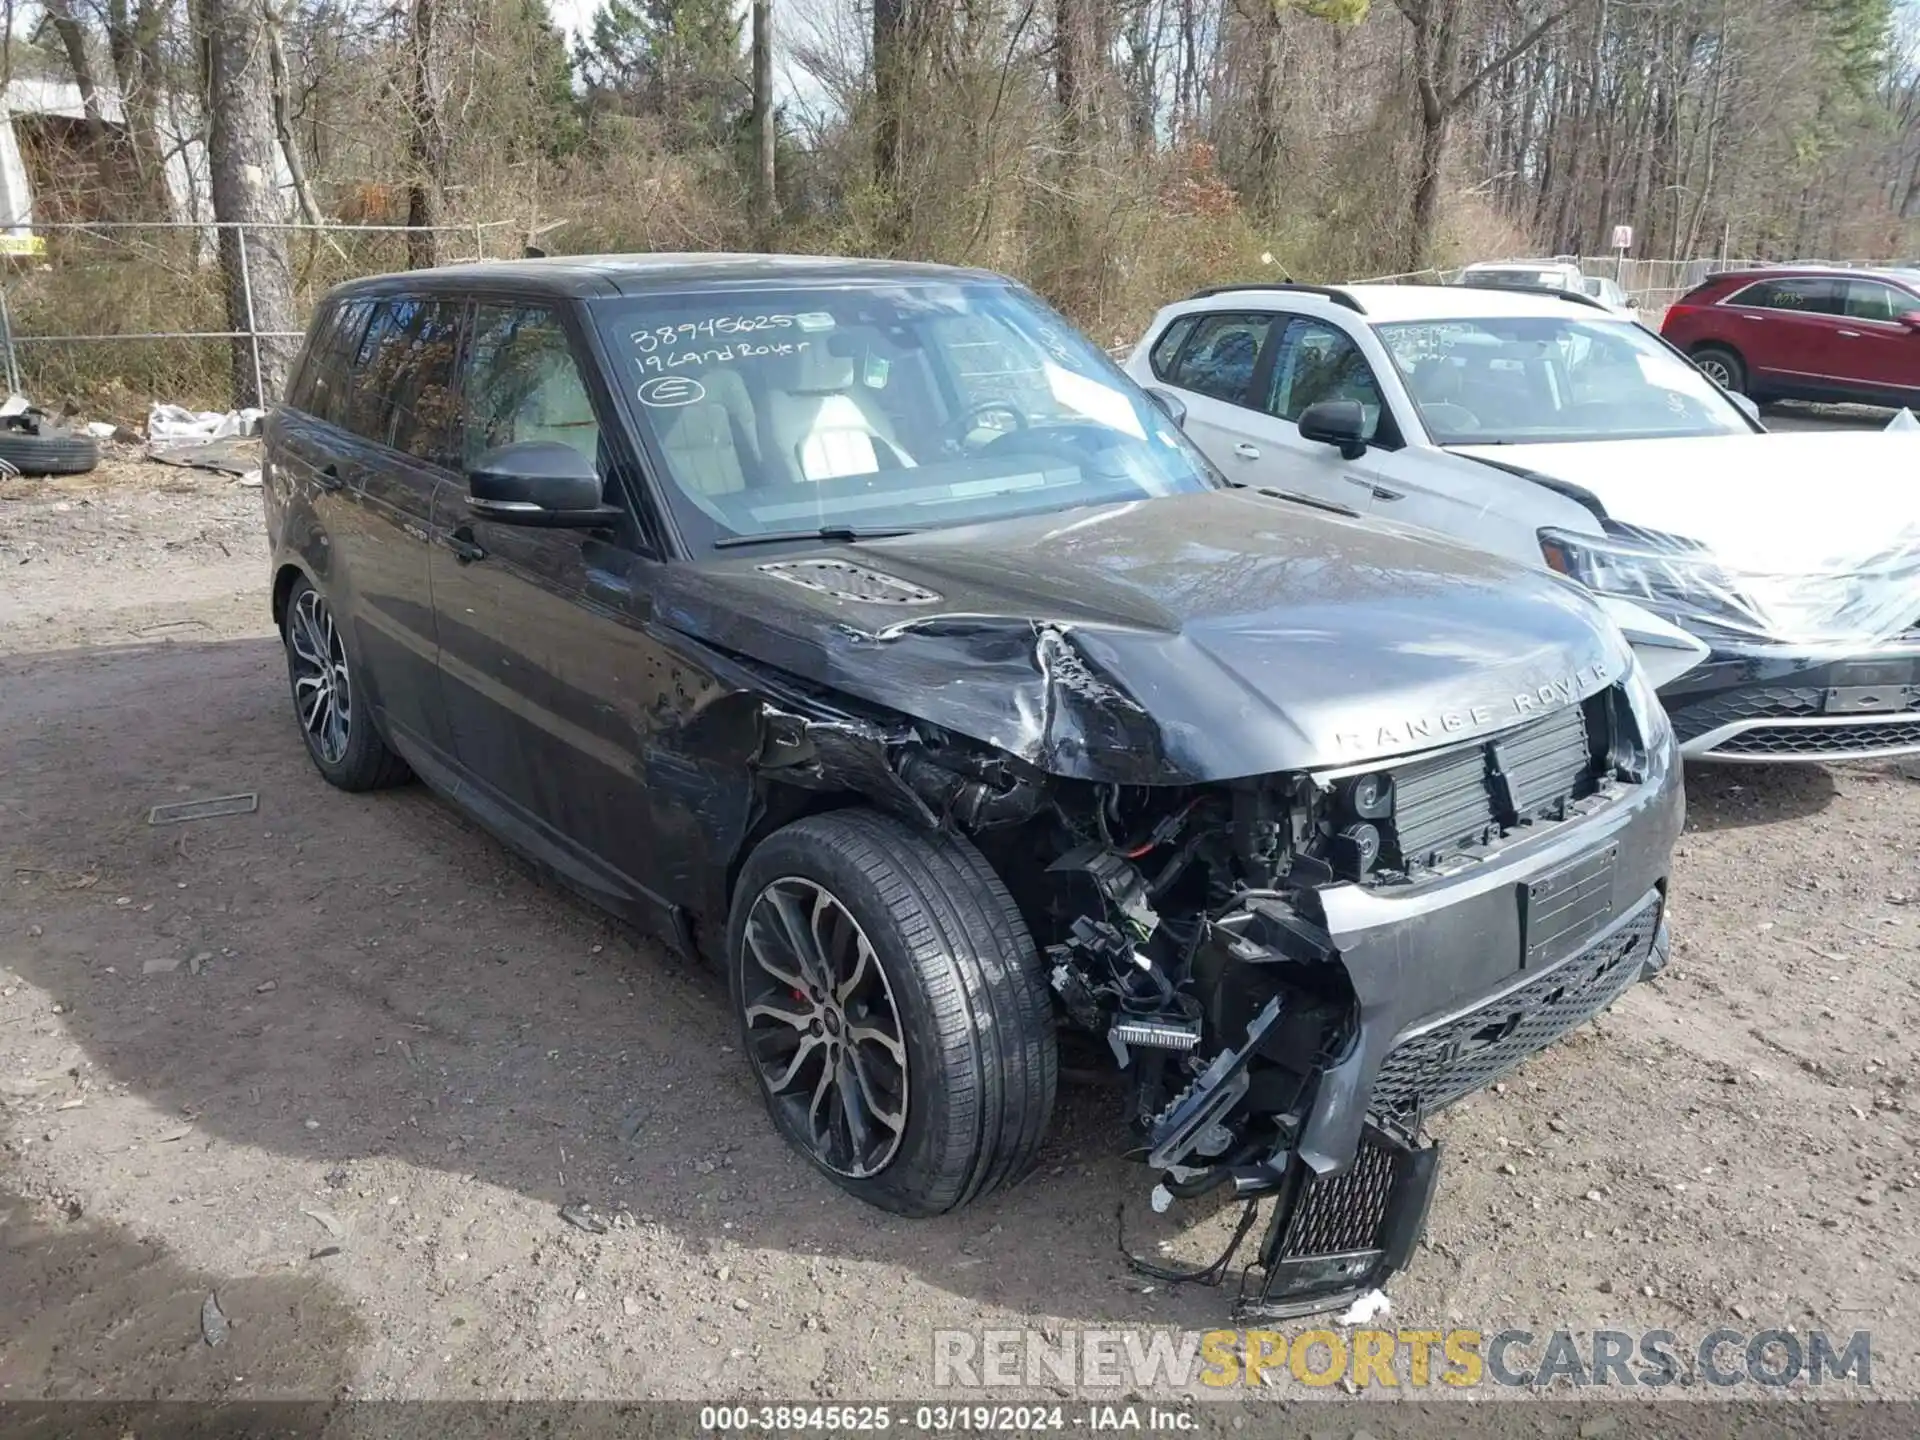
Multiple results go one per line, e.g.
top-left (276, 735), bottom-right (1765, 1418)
top-left (1395, 0), bottom-right (1568, 267)
top-left (403, 0), bottom-right (443, 268)
top-left (752, 0), bottom-right (776, 244)
top-left (200, 0), bottom-right (298, 406)
top-left (872, 0), bottom-right (907, 246)
top-left (43, 0), bottom-right (117, 202)
top-left (105, 0), bottom-right (174, 216)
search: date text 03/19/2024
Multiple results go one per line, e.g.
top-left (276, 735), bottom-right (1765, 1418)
top-left (699, 1405), bottom-right (1197, 1432)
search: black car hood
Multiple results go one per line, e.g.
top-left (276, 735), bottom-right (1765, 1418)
top-left (652, 489), bottom-right (1630, 784)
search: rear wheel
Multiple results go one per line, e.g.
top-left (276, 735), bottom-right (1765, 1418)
top-left (1691, 344), bottom-right (1746, 394)
top-left (728, 809), bottom-right (1057, 1216)
top-left (281, 577), bottom-right (411, 791)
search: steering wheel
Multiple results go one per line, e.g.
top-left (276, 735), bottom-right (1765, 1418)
top-left (948, 398), bottom-right (1028, 448)
top-left (1421, 401), bottom-right (1481, 434)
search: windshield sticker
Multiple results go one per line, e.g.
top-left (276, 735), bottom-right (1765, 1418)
top-left (637, 339), bottom-right (810, 375)
top-left (637, 375), bottom-right (708, 408)
top-left (797, 313), bottom-right (835, 332)
top-left (863, 355), bottom-right (890, 388)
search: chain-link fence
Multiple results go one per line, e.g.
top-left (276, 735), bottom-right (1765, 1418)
top-left (0, 219), bottom-right (521, 414)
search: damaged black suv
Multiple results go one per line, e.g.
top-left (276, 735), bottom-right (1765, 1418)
top-left (264, 255), bottom-right (1683, 1317)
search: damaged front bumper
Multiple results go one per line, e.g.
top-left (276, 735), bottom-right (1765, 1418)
top-left (1144, 736), bottom-right (1683, 1319)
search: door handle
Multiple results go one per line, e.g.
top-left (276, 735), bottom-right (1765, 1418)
top-left (1837, 329), bottom-right (1862, 338)
top-left (1233, 442), bottom-right (1261, 460)
top-left (443, 527), bottom-right (487, 564)
top-left (316, 463), bottom-right (344, 492)
top-left (1344, 475), bottom-right (1404, 502)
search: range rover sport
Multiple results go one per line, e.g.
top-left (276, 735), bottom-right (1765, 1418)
top-left (263, 255), bottom-right (1683, 1317)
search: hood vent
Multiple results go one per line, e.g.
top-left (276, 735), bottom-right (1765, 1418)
top-left (756, 558), bottom-right (940, 606)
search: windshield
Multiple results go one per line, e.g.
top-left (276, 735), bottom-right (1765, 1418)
top-left (594, 282), bottom-right (1216, 548)
top-left (1375, 315), bottom-right (1754, 445)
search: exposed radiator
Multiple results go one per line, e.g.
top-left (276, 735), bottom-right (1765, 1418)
top-left (1383, 701), bottom-right (1598, 870)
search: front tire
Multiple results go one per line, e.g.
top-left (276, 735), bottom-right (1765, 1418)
top-left (1692, 344), bottom-right (1746, 395)
top-left (280, 577), bottom-right (411, 791)
top-left (728, 809), bottom-right (1057, 1216)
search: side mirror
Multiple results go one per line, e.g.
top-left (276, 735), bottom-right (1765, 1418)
top-left (1898, 311), bottom-right (1920, 331)
top-left (467, 441), bottom-right (619, 528)
top-left (1297, 399), bottom-right (1370, 460)
top-left (1144, 386), bottom-right (1188, 430)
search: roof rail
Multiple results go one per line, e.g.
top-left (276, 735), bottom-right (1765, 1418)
top-left (1185, 282), bottom-right (1367, 315)
top-left (1449, 278), bottom-right (1611, 312)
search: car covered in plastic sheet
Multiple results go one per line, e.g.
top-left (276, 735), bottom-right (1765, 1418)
top-left (1127, 281), bottom-right (1920, 764)
top-left (263, 256), bottom-right (1684, 1318)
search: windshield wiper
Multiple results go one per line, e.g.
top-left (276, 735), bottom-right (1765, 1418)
top-left (713, 524), bottom-right (919, 549)
top-left (1230, 481), bottom-right (1360, 519)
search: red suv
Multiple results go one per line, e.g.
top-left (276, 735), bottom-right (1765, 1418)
top-left (1660, 266), bottom-right (1920, 407)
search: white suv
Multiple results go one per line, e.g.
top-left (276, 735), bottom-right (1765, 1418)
top-left (1125, 282), bottom-right (1920, 763)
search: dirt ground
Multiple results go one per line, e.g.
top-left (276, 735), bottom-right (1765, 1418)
top-left (2, 455), bottom-right (1918, 1409)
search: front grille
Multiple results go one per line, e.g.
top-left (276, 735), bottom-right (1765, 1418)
top-left (1277, 1126), bottom-right (1403, 1260)
top-left (1669, 685), bottom-right (1920, 742)
top-left (1668, 686), bottom-right (1829, 741)
top-left (1384, 702), bottom-right (1598, 869)
top-left (1370, 891), bottom-right (1662, 1124)
top-left (1707, 719), bottom-right (1920, 758)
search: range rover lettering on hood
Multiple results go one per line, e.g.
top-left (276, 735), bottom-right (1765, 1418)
top-left (1338, 661), bottom-right (1611, 754)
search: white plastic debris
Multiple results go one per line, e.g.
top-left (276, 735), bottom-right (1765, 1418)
top-left (1336, 1288), bottom-right (1392, 1326)
top-left (0, 393), bottom-right (29, 418)
top-left (85, 421), bottom-right (117, 438)
top-left (147, 403), bottom-right (265, 442)
top-left (1150, 1183), bottom-right (1174, 1214)
top-left (1884, 408), bottom-right (1920, 432)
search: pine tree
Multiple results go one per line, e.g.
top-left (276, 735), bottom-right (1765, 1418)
top-left (574, 0), bottom-right (743, 150)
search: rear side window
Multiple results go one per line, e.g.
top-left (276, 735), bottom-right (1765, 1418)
top-left (1726, 277), bottom-right (1842, 314)
top-left (385, 302), bottom-right (463, 465)
top-left (292, 299), bottom-right (371, 424)
top-left (1147, 314), bottom-right (1200, 381)
top-left (1164, 312), bottom-right (1273, 405)
top-left (341, 300), bottom-right (419, 443)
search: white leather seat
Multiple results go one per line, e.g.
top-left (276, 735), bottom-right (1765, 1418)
top-left (765, 347), bottom-right (913, 481)
top-left (652, 367), bottom-right (761, 497)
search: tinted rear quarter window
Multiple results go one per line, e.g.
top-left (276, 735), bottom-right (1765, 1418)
top-left (1148, 314), bottom-right (1200, 380)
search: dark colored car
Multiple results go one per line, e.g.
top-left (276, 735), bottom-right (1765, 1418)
top-left (1661, 266), bottom-right (1920, 407)
top-left (263, 255), bottom-right (1683, 1318)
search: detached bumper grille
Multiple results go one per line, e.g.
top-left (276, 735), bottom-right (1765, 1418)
top-left (1383, 702), bottom-right (1600, 869)
top-left (1278, 1128), bottom-right (1402, 1259)
top-left (1370, 890), bottom-right (1662, 1123)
